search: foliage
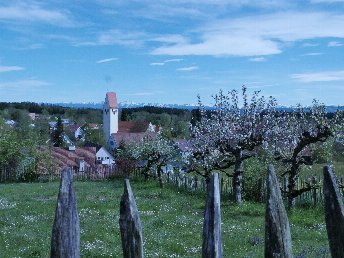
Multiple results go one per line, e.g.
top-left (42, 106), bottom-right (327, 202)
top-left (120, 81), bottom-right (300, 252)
top-left (123, 106), bottom-right (192, 139)
top-left (52, 116), bottom-right (64, 147)
top-left (120, 109), bottom-right (128, 121)
top-left (83, 125), bottom-right (106, 146)
top-left (0, 119), bottom-right (22, 170)
top-left (243, 155), bottom-right (272, 202)
top-left (0, 116), bottom-right (53, 182)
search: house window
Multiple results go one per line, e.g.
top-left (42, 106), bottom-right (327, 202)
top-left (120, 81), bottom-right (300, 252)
top-left (107, 157), bottom-right (109, 159)
top-left (97, 157), bottom-right (101, 160)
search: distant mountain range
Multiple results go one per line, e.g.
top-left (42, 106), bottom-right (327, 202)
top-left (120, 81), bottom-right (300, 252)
top-left (53, 102), bottom-right (200, 110)
top-left (53, 102), bottom-right (344, 113)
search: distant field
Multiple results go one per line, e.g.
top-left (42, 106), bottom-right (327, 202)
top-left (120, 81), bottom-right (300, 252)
top-left (299, 161), bottom-right (344, 178)
top-left (0, 179), bottom-right (332, 257)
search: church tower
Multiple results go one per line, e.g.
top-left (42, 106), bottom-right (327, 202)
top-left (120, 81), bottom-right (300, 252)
top-left (103, 92), bottom-right (118, 138)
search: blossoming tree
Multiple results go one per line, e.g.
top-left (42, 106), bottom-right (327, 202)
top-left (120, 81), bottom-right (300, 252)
top-left (189, 86), bottom-right (278, 203)
top-left (123, 133), bottom-right (177, 188)
top-left (274, 100), bottom-right (343, 209)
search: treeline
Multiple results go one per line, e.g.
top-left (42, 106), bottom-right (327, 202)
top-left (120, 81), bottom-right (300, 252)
top-left (0, 102), bottom-right (66, 115)
top-left (0, 102), bottom-right (199, 138)
top-left (0, 102), bottom-right (102, 124)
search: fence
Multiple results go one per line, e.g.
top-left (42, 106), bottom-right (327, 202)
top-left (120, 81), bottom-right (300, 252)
top-left (48, 166), bottom-right (344, 257)
top-left (0, 166), bottom-right (122, 183)
top-left (2, 163), bottom-right (343, 205)
top-left (132, 168), bottom-right (344, 205)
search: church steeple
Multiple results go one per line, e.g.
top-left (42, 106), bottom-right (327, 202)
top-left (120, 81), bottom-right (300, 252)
top-left (103, 92), bottom-right (118, 137)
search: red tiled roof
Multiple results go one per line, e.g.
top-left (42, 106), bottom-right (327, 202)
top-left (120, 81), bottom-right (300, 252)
top-left (111, 132), bottom-right (146, 145)
top-left (111, 132), bottom-right (157, 146)
top-left (88, 123), bottom-right (99, 129)
top-left (106, 92), bottom-right (118, 108)
top-left (51, 147), bottom-right (97, 169)
top-left (118, 121), bottom-right (150, 133)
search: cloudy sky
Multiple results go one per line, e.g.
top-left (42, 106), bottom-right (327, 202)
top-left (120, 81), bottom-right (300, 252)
top-left (1, 0), bottom-right (344, 106)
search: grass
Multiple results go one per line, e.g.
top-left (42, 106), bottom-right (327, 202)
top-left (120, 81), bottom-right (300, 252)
top-left (300, 161), bottom-right (344, 178)
top-left (0, 178), bottom-right (332, 257)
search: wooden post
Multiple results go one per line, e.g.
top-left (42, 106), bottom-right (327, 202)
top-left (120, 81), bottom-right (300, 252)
top-left (312, 176), bottom-right (317, 207)
top-left (265, 165), bottom-right (292, 258)
top-left (51, 168), bottom-right (80, 258)
top-left (194, 176), bottom-right (198, 191)
top-left (119, 179), bottom-right (144, 258)
top-left (323, 165), bottom-right (344, 258)
top-left (202, 173), bottom-right (223, 258)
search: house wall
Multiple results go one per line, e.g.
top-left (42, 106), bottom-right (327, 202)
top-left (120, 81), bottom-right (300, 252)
top-left (96, 147), bottom-right (115, 165)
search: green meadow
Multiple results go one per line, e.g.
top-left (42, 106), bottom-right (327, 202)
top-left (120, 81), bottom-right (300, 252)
top-left (0, 179), bottom-right (331, 257)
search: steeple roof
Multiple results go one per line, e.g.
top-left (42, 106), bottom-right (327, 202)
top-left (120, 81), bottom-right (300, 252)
top-left (106, 92), bottom-right (118, 108)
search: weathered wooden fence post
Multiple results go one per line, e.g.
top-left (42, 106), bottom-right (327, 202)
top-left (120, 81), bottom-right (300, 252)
top-left (119, 179), bottom-right (144, 258)
top-left (323, 165), bottom-right (344, 258)
top-left (311, 176), bottom-right (317, 207)
top-left (265, 164), bottom-right (292, 258)
top-left (51, 167), bottom-right (80, 258)
top-left (202, 173), bottom-right (223, 258)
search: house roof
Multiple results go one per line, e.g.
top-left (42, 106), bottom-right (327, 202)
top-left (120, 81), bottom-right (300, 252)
top-left (118, 121), bottom-right (151, 133)
top-left (106, 92), bottom-right (118, 108)
top-left (51, 147), bottom-right (96, 169)
top-left (111, 132), bottom-right (146, 146)
top-left (88, 123), bottom-right (99, 129)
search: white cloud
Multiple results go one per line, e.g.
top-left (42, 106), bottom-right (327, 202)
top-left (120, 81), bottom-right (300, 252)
top-left (302, 42), bottom-right (320, 47)
top-left (97, 29), bottom-right (146, 47)
top-left (0, 79), bottom-right (50, 90)
top-left (164, 58), bottom-right (183, 63)
top-left (0, 66), bottom-right (25, 73)
top-left (291, 70), bottom-right (344, 82)
top-left (150, 58), bottom-right (183, 66)
top-left (0, 3), bottom-right (75, 27)
top-left (248, 57), bottom-right (266, 62)
top-left (151, 11), bottom-right (344, 57)
top-left (150, 62), bottom-right (165, 66)
top-left (311, 0), bottom-right (344, 3)
top-left (328, 41), bottom-right (343, 47)
top-left (96, 57), bottom-right (118, 64)
top-left (177, 66), bottom-right (199, 71)
top-left (303, 52), bottom-right (323, 56)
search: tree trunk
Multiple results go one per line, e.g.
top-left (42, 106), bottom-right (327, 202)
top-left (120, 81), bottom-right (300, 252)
top-left (157, 165), bottom-right (164, 189)
top-left (287, 172), bottom-right (297, 209)
top-left (233, 151), bottom-right (244, 203)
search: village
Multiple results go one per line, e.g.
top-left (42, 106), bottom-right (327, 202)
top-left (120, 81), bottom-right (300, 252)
top-left (0, 91), bottom-right (191, 179)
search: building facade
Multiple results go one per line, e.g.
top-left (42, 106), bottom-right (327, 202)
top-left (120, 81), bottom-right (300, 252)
top-left (103, 92), bottom-right (119, 138)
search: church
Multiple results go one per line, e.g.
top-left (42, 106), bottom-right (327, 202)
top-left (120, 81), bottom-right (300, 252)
top-left (103, 92), bottom-right (158, 150)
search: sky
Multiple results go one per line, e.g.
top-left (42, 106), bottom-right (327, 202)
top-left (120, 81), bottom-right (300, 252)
top-left (1, 0), bottom-right (344, 106)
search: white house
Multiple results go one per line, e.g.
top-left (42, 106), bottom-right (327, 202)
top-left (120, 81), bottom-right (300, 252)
top-left (96, 146), bottom-right (115, 165)
top-left (74, 126), bottom-right (85, 140)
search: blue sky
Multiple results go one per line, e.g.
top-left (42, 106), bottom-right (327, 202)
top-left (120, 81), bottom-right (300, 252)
top-left (1, 0), bottom-right (344, 106)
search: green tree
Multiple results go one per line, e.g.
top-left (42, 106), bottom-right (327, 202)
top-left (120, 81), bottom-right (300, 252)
top-left (53, 116), bottom-right (64, 147)
top-left (120, 109), bottom-right (128, 121)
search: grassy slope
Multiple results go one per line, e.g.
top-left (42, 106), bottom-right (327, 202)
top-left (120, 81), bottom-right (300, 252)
top-left (0, 179), bottom-right (331, 257)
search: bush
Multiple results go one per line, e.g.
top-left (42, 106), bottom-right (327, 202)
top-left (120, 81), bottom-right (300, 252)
top-left (243, 156), bottom-right (271, 202)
